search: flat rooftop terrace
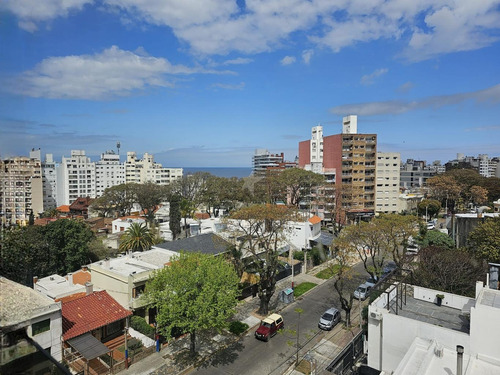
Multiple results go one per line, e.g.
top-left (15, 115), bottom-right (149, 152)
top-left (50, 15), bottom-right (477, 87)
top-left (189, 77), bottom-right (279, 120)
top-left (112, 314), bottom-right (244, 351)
top-left (389, 295), bottom-right (470, 333)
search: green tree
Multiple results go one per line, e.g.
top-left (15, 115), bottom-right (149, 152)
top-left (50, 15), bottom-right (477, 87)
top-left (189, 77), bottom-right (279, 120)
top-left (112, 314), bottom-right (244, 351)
top-left (0, 219), bottom-right (96, 284)
top-left (277, 168), bottom-right (326, 208)
top-left (44, 219), bottom-right (96, 275)
top-left (135, 182), bottom-right (170, 223)
top-left (417, 199), bottom-right (441, 219)
top-left (0, 226), bottom-right (49, 285)
top-left (227, 204), bottom-right (302, 315)
top-left (146, 252), bottom-right (239, 354)
top-left (413, 246), bottom-right (485, 297)
top-left (180, 198), bottom-right (196, 237)
top-left (419, 230), bottom-right (454, 249)
top-left (90, 183), bottom-right (138, 217)
top-left (329, 243), bottom-right (357, 326)
top-left (468, 217), bottom-right (500, 263)
top-left (169, 194), bottom-right (181, 240)
top-left (119, 222), bottom-right (154, 252)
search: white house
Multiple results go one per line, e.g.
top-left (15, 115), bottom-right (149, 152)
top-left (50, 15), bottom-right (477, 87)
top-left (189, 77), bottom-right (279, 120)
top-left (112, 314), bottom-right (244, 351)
top-left (286, 215), bottom-right (322, 251)
top-left (0, 277), bottom-right (63, 365)
top-left (111, 216), bottom-right (147, 234)
top-left (367, 280), bottom-right (500, 374)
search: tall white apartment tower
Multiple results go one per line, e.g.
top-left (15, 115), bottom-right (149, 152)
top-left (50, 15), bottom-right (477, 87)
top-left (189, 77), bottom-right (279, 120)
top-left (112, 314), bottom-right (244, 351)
top-left (376, 152), bottom-right (401, 213)
top-left (342, 115), bottom-right (358, 134)
top-left (95, 151), bottom-right (125, 196)
top-left (309, 125), bottom-right (324, 173)
top-left (56, 150), bottom-right (96, 206)
top-left (41, 153), bottom-right (58, 211)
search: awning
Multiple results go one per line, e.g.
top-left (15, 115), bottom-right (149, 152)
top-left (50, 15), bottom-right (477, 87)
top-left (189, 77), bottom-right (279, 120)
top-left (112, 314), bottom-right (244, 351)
top-left (67, 333), bottom-right (111, 360)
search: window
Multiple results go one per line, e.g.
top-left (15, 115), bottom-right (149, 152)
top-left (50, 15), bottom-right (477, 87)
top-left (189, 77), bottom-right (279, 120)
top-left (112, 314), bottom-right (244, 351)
top-left (32, 319), bottom-right (50, 335)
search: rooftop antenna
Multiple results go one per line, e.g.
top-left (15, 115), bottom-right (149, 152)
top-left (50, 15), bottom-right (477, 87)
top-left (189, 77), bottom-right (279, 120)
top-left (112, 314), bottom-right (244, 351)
top-left (117, 141), bottom-right (121, 155)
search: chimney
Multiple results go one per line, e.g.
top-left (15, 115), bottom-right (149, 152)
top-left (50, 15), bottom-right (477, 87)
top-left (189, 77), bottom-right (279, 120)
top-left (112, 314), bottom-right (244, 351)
top-left (457, 345), bottom-right (464, 375)
top-left (81, 265), bottom-right (88, 272)
top-left (105, 257), bottom-right (110, 268)
top-left (33, 276), bottom-right (38, 288)
top-left (85, 282), bottom-right (93, 295)
top-left (67, 273), bottom-right (73, 286)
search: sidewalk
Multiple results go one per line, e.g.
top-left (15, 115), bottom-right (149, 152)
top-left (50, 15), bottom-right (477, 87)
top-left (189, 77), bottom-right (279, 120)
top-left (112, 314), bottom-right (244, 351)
top-left (118, 265), bottom-right (335, 375)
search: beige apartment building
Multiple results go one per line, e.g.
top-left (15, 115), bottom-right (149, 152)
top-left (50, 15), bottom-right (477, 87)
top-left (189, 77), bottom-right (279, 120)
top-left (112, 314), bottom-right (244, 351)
top-left (0, 150), bottom-right (43, 225)
top-left (376, 152), bottom-right (401, 214)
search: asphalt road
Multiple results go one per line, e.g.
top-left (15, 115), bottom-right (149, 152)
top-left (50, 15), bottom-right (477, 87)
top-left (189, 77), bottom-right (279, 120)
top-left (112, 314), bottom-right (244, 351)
top-left (192, 262), bottom-right (369, 375)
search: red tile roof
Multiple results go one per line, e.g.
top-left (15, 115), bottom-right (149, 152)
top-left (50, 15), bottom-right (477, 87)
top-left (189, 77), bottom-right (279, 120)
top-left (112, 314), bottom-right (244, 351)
top-left (57, 205), bottom-right (71, 213)
top-left (62, 291), bottom-right (132, 341)
top-left (71, 269), bottom-right (91, 286)
top-left (308, 215), bottom-right (322, 225)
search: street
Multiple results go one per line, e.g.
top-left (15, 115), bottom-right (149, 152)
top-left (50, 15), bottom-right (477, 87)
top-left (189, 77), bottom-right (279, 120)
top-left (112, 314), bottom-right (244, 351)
top-left (192, 262), bottom-right (368, 375)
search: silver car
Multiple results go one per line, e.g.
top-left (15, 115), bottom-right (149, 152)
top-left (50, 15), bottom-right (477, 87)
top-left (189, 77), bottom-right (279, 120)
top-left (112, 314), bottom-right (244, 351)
top-left (354, 283), bottom-right (372, 300)
top-left (318, 307), bottom-right (341, 330)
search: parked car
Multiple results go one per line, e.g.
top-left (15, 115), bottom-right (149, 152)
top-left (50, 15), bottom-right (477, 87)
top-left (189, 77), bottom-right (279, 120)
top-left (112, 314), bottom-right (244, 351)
top-left (255, 313), bottom-right (284, 341)
top-left (318, 307), bottom-right (341, 330)
top-left (354, 283), bottom-right (372, 300)
top-left (383, 262), bottom-right (397, 275)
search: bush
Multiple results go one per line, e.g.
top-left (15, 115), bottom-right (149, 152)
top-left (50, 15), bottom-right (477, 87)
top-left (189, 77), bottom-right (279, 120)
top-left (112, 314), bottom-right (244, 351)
top-left (293, 282), bottom-right (317, 297)
top-left (130, 316), bottom-right (155, 338)
top-left (229, 321), bottom-right (249, 335)
top-left (293, 251), bottom-right (304, 261)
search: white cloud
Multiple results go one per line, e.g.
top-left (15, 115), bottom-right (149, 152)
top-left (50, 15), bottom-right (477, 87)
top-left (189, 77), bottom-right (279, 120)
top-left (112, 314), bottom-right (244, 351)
top-left (302, 49), bottom-right (314, 64)
top-left (211, 82), bottom-right (245, 90)
top-left (4, 0), bottom-right (500, 61)
top-left (8, 46), bottom-right (232, 100)
top-left (360, 68), bottom-right (388, 85)
top-left (331, 83), bottom-right (500, 116)
top-left (1, 0), bottom-right (93, 31)
top-left (280, 56), bottom-right (296, 66)
top-left (222, 57), bottom-right (253, 65)
top-left (397, 82), bottom-right (414, 93)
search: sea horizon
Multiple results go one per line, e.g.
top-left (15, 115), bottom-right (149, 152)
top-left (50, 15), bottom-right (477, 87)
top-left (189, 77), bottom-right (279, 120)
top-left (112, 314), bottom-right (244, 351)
top-left (182, 167), bottom-right (253, 179)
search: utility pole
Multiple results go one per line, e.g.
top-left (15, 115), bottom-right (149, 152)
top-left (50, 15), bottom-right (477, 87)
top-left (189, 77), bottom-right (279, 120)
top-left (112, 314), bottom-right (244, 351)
top-left (124, 316), bottom-right (129, 369)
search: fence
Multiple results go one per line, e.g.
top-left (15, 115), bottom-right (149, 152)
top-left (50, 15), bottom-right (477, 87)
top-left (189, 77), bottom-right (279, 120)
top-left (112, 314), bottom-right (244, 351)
top-left (237, 262), bottom-right (303, 300)
top-left (326, 331), bottom-right (364, 374)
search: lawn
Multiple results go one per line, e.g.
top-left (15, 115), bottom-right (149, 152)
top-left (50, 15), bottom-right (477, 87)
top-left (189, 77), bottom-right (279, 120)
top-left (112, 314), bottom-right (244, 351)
top-left (315, 265), bottom-right (340, 279)
top-left (294, 282), bottom-right (317, 297)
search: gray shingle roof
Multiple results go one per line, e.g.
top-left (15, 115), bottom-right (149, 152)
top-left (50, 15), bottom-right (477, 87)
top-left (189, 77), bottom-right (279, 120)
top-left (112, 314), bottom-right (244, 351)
top-left (155, 233), bottom-right (232, 255)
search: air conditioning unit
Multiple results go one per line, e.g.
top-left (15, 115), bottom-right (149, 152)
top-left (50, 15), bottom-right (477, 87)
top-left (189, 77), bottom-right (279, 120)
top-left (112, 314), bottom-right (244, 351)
top-left (370, 311), bottom-right (383, 320)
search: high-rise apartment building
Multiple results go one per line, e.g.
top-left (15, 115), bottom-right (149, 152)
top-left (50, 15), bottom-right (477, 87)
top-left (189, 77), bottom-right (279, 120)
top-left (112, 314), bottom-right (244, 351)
top-left (41, 153), bottom-right (58, 211)
top-left (57, 150), bottom-right (96, 206)
top-left (0, 150), bottom-right (43, 225)
top-left (252, 149), bottom-right (296, 176)
top-left (400, 159), bottom-right (437, 190)
top-left (125, 152), bottom-right (182, 185)
top-left (376, 152), bottom-right (400, 214)
top-left (95, 151), bottom-right (125, 196)
top-left (299, 115), bottom-right (377, 219)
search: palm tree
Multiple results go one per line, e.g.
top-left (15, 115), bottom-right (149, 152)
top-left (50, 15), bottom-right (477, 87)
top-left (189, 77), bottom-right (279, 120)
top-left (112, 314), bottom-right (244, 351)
top-left (119, 222), bottom-right (154, 252)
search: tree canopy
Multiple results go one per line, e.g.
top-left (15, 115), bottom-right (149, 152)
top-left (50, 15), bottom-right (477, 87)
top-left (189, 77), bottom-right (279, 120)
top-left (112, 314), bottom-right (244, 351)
top-left (0, 219), bottom-right (96, 285)
top-left (419, 230), bottom-right (455, 249)
top-left (146, 252), bottom-right (239, 354)
top-left (227, 204), bottom-right (302, 314)
top-left (119, 222), bottom-right (155, 252)
top-left (413, 246), bottom-right (485, 297)
top-left (468, 217), bottom-right (500, 263)
top-left (417, 199), bottom-right (441, 219)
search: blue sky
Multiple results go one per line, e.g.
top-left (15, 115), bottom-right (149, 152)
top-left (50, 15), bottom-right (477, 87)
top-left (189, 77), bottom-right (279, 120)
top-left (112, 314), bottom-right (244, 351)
top-left (1, 0), bottom-right (499, 167)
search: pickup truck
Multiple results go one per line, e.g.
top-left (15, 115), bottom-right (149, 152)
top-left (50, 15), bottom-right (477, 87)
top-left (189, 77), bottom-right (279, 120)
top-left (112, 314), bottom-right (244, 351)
top-left (255, 313), bottom-right (284, 342)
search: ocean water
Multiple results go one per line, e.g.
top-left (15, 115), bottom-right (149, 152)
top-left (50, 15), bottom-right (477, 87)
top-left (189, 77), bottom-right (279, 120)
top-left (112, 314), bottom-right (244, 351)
top-left (182, 167), bottom-right (253, 178)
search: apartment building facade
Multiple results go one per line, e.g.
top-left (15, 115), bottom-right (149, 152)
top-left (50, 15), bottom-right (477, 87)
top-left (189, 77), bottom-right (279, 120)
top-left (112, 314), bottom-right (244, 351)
top-left (0, 150), bottom-right (43, 225)
top-left (125, 152), bottom-right (182, 185)
top-left (400, 159), bottom-right (437, 190)
top-left (299, 115), bottom-right (377, 219)
top-left (56, 150), bottom-right (96, 206)
top-left (376, 152), bottom-right (401, 214)
top-left (95, 150), bottom-right (125, 196)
